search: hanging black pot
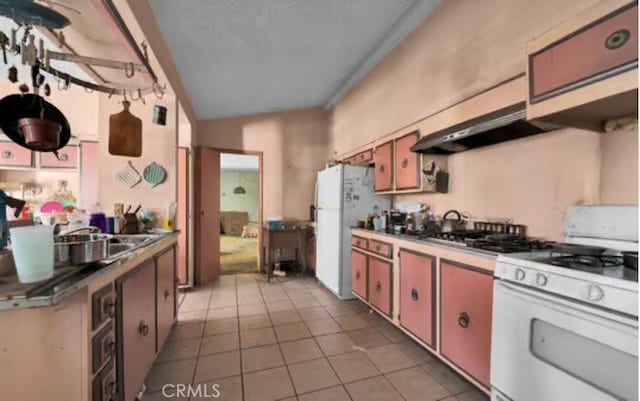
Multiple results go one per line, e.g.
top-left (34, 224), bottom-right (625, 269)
top-left (0, 0), bottom-right (70, 29)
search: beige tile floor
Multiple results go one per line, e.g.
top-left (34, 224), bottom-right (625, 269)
top-left (144, 274), bottom-right (489, 401)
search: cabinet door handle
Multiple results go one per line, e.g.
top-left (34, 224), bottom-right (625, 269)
top-left (375, 244), bottom-right (381, 252)
top-left (1, 150), bottom-right (12, 159)
top-left (104, 338), bottom-right (116, 356)
top-left (458, 312), bottom-right (470, 328)
top-left (605, 29), bottom-right (630, 50)
top-left (356, 240), bottom-right (360, 246)
top-left (103, 298), bottom-right (115, 318)
top-left (375, 281), bottom-right (381, 292)
top-left (58, 152), bottom-right (69, 162)
top-left (164, 289), bottom-right (171, 299)
top-left (355, 271), bottom-right (360, 279)
top-left (379, 164), bottom-right (385, 173)
top-left (411, 288), bottom-right (419, 301)
top-left (104, 378), bottom-right (116, 399)
top-left (139, 321), bottom-right (149, 337)
top-left (401, 157), bottom-right (408, 168)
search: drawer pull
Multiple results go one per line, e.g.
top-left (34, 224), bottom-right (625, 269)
top-left (605, 29), bottom-right (630, 50)
top-left (375, 244), bottom-right (381, 252)
top-left (401, 157), bottom-right (408, 168)
top-left (164, 289), bottom-right (171, 299)
top-left (103, 298), bottom-right (115, 318)
top-left (1, 150), bottom-right (12, 159)
top-left (355, 271), bottom-right (360, 279)
top-left (356, 240), bottom-right (361, 246)
top-left (375, 281), bottom-right (381, 292)
top-left (139, 321), bottom-right (149, 337)
top-left (411, 288), bottom-right (419, 301)
top-left (379, 164), bottom-right (385, 173)
top-left (58, 152), bottom-right (69, 162)
top-left (458, 312), bottom-right (470, 328)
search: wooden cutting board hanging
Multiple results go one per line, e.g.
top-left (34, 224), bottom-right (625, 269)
top-left (109, 100), bottom-right (142, 157)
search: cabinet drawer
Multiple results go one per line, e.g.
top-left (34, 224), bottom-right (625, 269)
top-left (356, 150), bottom-right (373, 163)
top-left (40, 145), bottom-right (78, 168)
top-left (0, 142), bottom-right (32, 167)
top-left (530, 3), bottom-right (638, 101)
top-left (92, 321), bottom-right (116, 374)
top-left (394, 131), bottom-right (421, 190)
top-left (351, 250), bottom-right (367, 300)
top-left (368, 256), bottom-right (392, 317)
top-left (92, 359), bottom-right (116, 401)
top-left (399, 249), bottom-right (435, 348)
top-left (92, 284), bottom-right (116, 330)
top-left (156, 246), bottom-right (176, 351)
top-left (351, 235), bottom-right (368, 249)
top-left (440, 260), bottom-right (493, 388)
top-left (374, 141), bottom-right (393, 191)
top-left (367, 239), bottom-right (392, 258)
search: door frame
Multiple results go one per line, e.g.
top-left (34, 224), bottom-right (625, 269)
top-left (195, 147), bottom-right (264, 283)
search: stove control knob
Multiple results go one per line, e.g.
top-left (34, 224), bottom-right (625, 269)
top-left (515, 268), bottom-right (526, 281)
top-left (536, 273), bottom-right (548, 287)
top-left (587, 285), bottom-right (604, 302)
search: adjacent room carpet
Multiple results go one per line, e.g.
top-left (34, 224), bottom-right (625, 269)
top-left (221, 235), bottom-right (258, 275)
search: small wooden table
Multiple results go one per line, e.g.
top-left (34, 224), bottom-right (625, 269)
top-left (262, 227), bottom-right (310, 281)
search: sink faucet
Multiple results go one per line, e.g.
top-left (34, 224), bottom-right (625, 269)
top-left (0, 190), bottom-right (26, 249)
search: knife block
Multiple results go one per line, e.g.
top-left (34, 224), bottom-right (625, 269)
top-left (121, 213), bottom-right (140, 234)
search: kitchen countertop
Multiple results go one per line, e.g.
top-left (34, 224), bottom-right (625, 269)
top-left (0, 232), bottom-right (178, 310)
top-left (351, 227), bottom-right (499, 259)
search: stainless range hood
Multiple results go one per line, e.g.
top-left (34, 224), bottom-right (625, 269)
top-left (410, 102), bottom-right (560, 154)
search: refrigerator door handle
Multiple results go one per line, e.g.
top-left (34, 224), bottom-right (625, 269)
top-left (314, 177), bottom-right (319, 235)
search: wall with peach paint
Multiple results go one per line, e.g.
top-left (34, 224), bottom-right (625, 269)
top-left (197, 108), bottom-right (330, 221)
top-left (600, 126), bottom-right (638, 204)
top-left (97, 92), bottom-right (178, 218)
top-left (329, 0), bottom-right (600, 155)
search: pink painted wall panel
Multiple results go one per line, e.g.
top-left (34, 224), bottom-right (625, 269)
top-left (0, 142), bottom-right (32, 167)
top-left (440, 261), bottom-right (493, 388)
top-left (80, 142), bottom-right (98, 208)
top-left (40, 145), bottom-right (78, 169)
top-left (351, 250), bottom-right (367, 300)
top-left (368, 256), bottom-right (392, 316)
top-left (399, 250), bottom-right (435, 347)
top-left (177, 147), bottom-right (189, 285)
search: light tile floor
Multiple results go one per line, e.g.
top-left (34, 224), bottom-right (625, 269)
top-left (144, 274), bottom-right (489, 401)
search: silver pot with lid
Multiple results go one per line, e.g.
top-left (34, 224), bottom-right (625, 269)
top-left (54, 227), bottom-right (111, 267)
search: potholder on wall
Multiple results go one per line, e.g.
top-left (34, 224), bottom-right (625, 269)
top-left (116, 161), bottom-right (142, 188)
top-left (143, 162), bottom-right (167, 187)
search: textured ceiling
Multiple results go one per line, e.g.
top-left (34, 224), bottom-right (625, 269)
top-left (149, 0), bottom-right (428, 119)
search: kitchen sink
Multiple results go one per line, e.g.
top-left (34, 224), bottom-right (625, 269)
top-left (107, 243), bottom-right (136, 257)
top-left (111, 234), bottom-right (160, 245)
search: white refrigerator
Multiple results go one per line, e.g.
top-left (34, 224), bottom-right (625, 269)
top-left (314, 164), bottom-right (391, 299)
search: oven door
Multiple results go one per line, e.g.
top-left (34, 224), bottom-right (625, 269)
top-left (491, 280), bottom-right (638, 401)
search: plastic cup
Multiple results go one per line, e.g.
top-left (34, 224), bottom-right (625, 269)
top-left (10, 225), bottom-right (54, 283)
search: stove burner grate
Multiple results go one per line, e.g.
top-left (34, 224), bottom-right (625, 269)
top-left (549, 254), bottom-right (623, 271)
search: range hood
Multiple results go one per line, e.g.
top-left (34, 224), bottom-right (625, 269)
top-left (410, 102), bottom-right (560, 154)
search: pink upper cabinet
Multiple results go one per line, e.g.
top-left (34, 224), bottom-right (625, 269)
top-left (40, 144), bottom-right (78, 169)
top-left (0, 142), bottom-right (32, 167)
top-left (530, 4), bottom-right (638, 99)
top-left (368, 256), bottom-right (393, 317)
top-left (440, 260), bottom-right (493, 388)
top-left (399, 249), bottom-right (435, 348)
top-left (394, 131), bottom-right (421, 190)
top-left (374, 140), bottom-right (393, 192)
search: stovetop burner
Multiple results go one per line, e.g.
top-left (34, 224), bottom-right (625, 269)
top-left (548, 254), bottom-right (624, 271)
top-left (413, 230), bottom-right (555, 254)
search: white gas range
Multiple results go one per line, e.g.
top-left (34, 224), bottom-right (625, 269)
top-left (491, 205), bottom-right (638, 401)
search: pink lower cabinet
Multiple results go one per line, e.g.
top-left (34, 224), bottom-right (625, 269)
top-left (40, 144), bottom-right (78, 168)
top-left (351, 249), bottom-right (367, 300)
top-left (156, 246), bottom-right (176, 351)
top-left (440, 260), bottom-right (493, 388)
top-left (0, 141), bottom-right (32, 167)
top-left (399, 249), bottom-right (435, 348)
top-left (367, 256), bottom-right (392, 317)
top-left (117, 260), bottom-right (157, 401)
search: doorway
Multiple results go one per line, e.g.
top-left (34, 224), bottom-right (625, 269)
top-left (219, 152), bottom-right (261, 275)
